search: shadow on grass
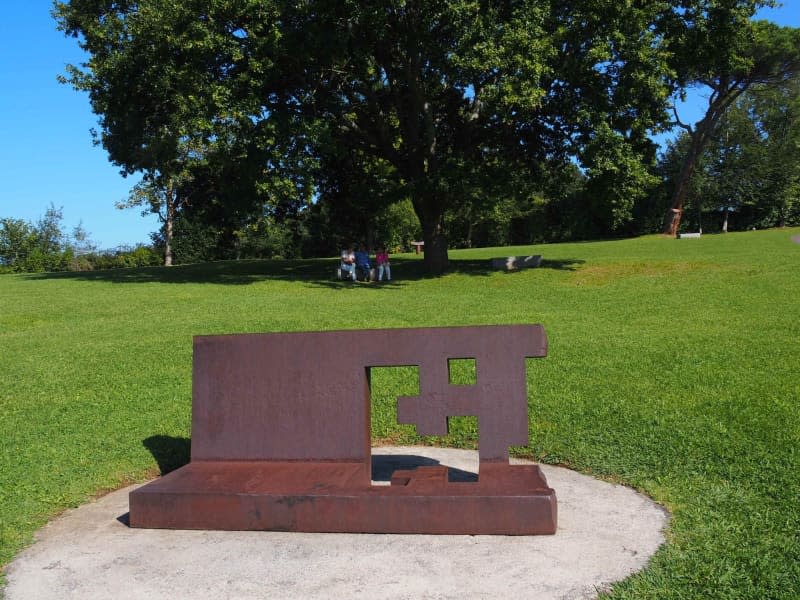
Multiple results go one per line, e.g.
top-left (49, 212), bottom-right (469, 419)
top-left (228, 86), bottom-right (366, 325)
top-left (23, 256), bottom-right (584, 288)
top-left (143, 435), bottom-right (191, 475)
top-left (118, 435), bottom-right (189, 526)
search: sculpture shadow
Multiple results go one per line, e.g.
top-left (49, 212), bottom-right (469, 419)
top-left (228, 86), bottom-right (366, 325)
top-left (142, 435), bottom-right (191, 475)
top-left (118, 435), bottom-right (191, 527)
top-left (371, 453), bottom-right (478, 483)
top-left (139, 435), bottom-right (479, 483)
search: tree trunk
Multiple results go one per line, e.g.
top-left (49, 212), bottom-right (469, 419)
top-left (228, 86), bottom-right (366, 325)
top-left (164, 182), bottom-right (175, 266)
top-left (722, 206), bottom-right (729, 233)
top-left (662, 129), bottom-right (707, 236)
top-left (417, 205), bottom-right (449, 275)
top-left (164, 214), bottom-right (174, 266)
top-left (422, 223), bottom-right (449, 275)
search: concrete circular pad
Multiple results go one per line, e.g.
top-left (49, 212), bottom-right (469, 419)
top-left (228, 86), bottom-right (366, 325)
top-left (3, 447), bottom-right (669, 599)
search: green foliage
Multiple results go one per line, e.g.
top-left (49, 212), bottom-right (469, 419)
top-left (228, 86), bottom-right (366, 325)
top-left (1, 206), bottom-right (70, 273)
top-left (94, 246), bottom-right (163, 269)
top-left (583, 123), bottom-right (660, 235)
top-left (0, 217), bottom-right (37, 271)
top-left (237, 214), bottom-right (302, 260)
top-left (164, 207), bottom-right (303, 264)
top-left (167, 215), bottom-right (221, 265)
top-left (374, 200), bottom-right (423, 254)
top-left (0, 207), bottom-right (162, 273)
top-left (663, 1), bottom-right (779, 87)
top-left (444, 162), bottom-right (598, 246)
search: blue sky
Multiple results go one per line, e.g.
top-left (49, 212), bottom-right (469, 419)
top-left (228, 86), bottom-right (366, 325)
top-left (1, 2), bottom-right (157, 250)
top-left (1, 2), bottom-right (798, 250)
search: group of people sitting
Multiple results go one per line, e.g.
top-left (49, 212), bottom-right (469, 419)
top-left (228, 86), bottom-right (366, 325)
top-left (340, 244), bottom-right (391, 282)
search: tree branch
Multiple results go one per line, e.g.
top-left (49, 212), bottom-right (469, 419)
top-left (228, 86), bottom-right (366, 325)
top-left (671, 103), bottom-right (693, 134)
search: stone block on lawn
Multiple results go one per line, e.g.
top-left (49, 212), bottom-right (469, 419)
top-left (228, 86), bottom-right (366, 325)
top-left (491, 255), bottom-right (542, 270)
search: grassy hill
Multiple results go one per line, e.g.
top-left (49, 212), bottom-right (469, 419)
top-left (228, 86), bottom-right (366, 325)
top-left (2, 229), bottom-right (799, 597)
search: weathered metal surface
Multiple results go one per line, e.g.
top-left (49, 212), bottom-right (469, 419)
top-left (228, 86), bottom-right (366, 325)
top-left (129, 324), bottom-right (557, 535)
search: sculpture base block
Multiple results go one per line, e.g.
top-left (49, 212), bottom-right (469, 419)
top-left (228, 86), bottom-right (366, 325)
top-left (129, 461), bottom-right (557, 535)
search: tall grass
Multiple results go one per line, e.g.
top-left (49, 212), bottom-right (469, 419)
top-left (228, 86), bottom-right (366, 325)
top-left (1, 228), bottom-right (799, 597)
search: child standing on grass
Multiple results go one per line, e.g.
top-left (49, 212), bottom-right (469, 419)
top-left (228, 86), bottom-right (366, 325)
top-left (376, 245), bottom-right (391, 281)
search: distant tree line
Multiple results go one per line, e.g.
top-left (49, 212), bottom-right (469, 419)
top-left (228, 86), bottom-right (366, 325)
top-left (38, 1), bottom-right (800, 270)
top-left (0, 205), bottom-right (160, 274)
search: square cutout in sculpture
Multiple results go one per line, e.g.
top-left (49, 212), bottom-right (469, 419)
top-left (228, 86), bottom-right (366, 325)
top-left (448, 358), bottom-right (477, 385)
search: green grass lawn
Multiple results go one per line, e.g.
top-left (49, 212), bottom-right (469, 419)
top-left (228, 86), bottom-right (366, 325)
top-left (2, 229), bottom-right (799, 597)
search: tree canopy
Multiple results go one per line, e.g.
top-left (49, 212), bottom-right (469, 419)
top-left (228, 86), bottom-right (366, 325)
top-left (56, 0), bottom-right (683, 273)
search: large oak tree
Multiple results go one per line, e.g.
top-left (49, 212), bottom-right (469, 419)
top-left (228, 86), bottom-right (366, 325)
top-left (57, 0), bottom-right (675, 273)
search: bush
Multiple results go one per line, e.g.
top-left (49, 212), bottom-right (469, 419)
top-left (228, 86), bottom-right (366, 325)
top-left (374, 199), bottom-right (422, 253)
top-left (70, 246), bottom-right (163, 271)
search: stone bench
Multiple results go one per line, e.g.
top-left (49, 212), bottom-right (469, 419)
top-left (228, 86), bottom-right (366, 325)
top-left (491, 255), bottom-right (542, 270)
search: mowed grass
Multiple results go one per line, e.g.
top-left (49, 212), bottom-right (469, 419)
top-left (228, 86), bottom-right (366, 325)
top-left (1, 228), bottom-right (799, 597)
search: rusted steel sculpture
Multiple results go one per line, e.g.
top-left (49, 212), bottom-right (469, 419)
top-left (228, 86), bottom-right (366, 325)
top-left (129, 325), bottom-right (557, 534)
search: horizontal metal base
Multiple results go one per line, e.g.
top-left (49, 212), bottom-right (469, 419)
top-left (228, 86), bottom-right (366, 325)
top-left (129, 461), bottom-right (557, 535)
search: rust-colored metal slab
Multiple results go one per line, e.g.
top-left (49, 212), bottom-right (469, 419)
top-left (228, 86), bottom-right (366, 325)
top-left (129, 325), bottom-right (557, 535)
